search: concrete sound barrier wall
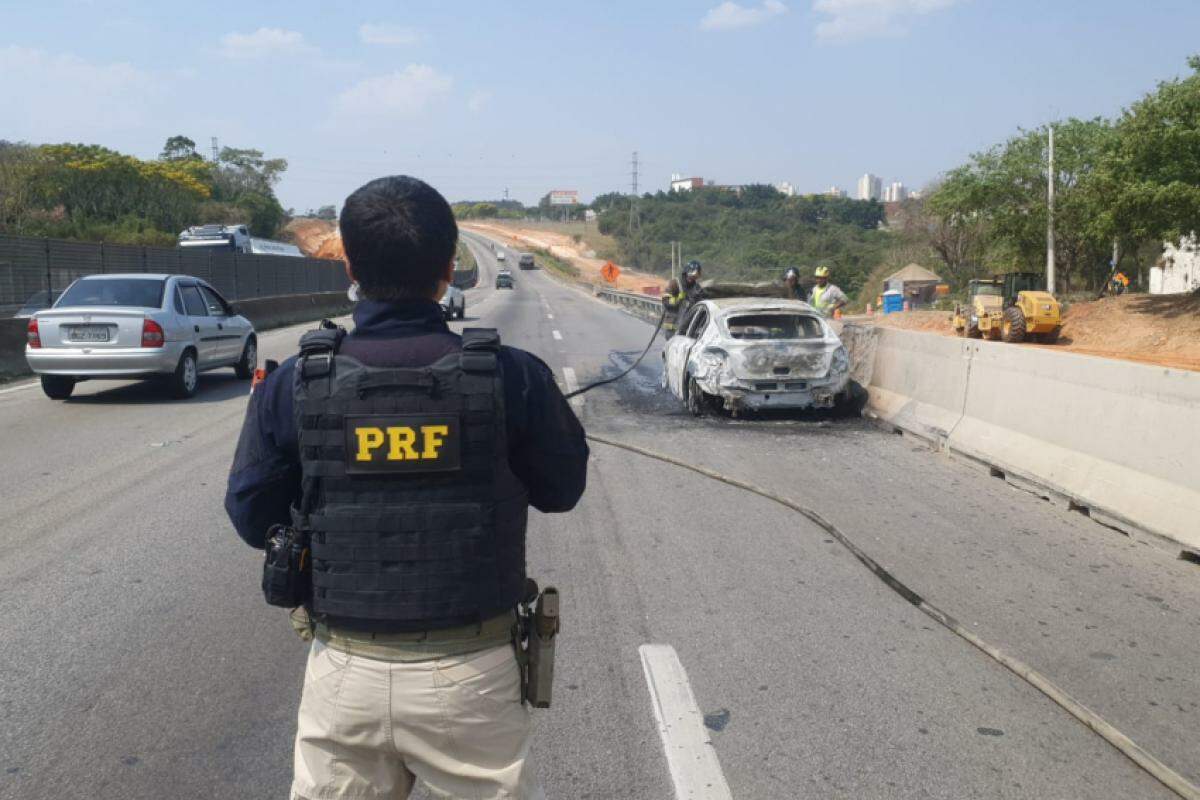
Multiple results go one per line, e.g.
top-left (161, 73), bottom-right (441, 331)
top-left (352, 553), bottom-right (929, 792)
top-left (865, 327), bottom-right (1200, 552)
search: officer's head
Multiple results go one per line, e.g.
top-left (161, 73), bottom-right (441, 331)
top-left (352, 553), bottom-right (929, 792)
top-left (684, 260), bottom-right (702, 284)
top-left (666, 279), bottom-right (679, 294)
top-left (340, 176), bottom-right (458, 301)
top-left (784, 267), bottom-right (800, 286)
top-left (814, 265), bottom-right (831, 286)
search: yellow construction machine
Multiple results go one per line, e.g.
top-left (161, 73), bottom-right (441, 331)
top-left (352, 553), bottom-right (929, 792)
top-left (953, 272), bottom-right (1062, 343)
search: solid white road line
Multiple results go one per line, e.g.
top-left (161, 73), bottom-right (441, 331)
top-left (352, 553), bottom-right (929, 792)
top-left (0, 380), bottom-right (38, 396)
top-left (552, 330), bottom-right (563, 341)
top-left (639, 644), bottom-right (733, 800)
top-left (562, 366), bottom-right (583, 409)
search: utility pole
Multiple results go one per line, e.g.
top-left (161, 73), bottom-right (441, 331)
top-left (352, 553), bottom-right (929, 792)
top-left (628, 151), bottom-right (641, 239)
top-left (1046, 125), bottom-right (1056, 294)
top-left (211, 137), bottom-right (220, 163)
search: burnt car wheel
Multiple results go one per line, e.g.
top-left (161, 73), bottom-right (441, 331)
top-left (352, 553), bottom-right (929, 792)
top-left (686, 375), bottom-right (713, 417)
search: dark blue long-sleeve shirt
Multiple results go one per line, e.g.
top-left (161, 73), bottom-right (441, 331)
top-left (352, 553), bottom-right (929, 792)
top-left (225, 299), bottom-right (589, 548)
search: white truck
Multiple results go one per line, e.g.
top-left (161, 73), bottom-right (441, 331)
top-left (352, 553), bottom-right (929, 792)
top-left (177, 225), bottom-right (303, 257)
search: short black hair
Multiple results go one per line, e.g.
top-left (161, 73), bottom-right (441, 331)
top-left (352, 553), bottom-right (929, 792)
top-left (339, 176), bottom-right (458, 300)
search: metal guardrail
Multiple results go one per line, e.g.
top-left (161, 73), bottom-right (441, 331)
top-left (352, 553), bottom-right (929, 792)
top-left (594, 286), bottom-right (662, 319)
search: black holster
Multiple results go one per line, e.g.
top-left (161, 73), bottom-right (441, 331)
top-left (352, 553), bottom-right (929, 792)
top-left (262, 524), bottom-right (311, 608)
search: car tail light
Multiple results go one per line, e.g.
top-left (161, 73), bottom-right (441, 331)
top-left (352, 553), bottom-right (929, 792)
top-left (141, 318), bottom-right (165, 348)
top-left (26, 318), bottom-right (40, 348)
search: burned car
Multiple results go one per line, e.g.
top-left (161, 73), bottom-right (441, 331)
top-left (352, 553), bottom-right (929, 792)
top-left (662, 298), bottom-right (851, 415)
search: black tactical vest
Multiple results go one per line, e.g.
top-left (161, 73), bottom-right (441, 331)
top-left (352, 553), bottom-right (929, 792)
top-left (291, 325), bottom-right (528, 632)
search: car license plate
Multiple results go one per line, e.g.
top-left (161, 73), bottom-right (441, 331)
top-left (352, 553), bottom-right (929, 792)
top-left (69, 326), bottom-right (109, 342)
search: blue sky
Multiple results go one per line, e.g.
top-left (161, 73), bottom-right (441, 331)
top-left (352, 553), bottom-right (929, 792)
top-left (3, 0), bottom-right (1199, 211)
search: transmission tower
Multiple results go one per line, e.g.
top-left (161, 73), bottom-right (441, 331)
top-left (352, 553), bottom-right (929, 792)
top-left (628, 150), bottom-right (641, 237)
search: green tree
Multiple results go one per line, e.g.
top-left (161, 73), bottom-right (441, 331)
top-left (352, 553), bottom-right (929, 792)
top-left (316, 204), bottom-right (337, 221)
top-left (1100, 55), bottom-right (1200, 250)
top-left (160, 135), bottom-right (201, 162)
top-left (926, 118), bottom-right (1114, 290)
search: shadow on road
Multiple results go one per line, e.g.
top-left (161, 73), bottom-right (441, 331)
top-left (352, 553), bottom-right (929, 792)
top-left (64, 373), bottom-right (250, 405)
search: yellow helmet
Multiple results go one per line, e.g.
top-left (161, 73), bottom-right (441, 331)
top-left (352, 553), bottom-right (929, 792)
top-left (814, 266), bottom-right (831, 278)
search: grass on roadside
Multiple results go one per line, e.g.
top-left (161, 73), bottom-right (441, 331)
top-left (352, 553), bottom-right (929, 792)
top-left (532, 247), bottom-right (581, 280)
top-left (455, 239), bottom-right (477, 271)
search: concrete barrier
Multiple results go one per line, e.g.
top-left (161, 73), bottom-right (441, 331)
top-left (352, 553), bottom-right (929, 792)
top-left (865, 327), bottom-right (1200, 551)
top-left (866, 327), bottom-right (972, 449)
top-left (0, 318), bottom-right (30, 380)
top-left (0, 291), bottom-right (351, 383)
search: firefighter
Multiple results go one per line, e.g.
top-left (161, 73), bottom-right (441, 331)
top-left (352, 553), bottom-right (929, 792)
top-left (783, 267), bottom-right (804, 301)
top-left (662, 278), bottom-right (685, 337)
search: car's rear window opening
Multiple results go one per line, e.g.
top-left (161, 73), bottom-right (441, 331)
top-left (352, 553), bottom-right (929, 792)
top-left (726, 313), bottom-right (823, 340)
top-left (57, 278), bottom-right (166, 309)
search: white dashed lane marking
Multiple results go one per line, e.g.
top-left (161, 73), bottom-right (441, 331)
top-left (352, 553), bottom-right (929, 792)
top-left (552, 330), bottom-right (563, 341)
top-left (562, 367), bottom-right (583, 409)
top-left (639, 644), bottom-right (733, 800)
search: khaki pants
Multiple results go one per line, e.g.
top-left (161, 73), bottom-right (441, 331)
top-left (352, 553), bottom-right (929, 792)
top-left (291, 639), bottom-right (543, 800)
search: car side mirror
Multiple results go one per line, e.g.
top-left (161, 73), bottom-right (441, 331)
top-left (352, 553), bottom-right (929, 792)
top-left (225, 303), bottom-right (238, 316)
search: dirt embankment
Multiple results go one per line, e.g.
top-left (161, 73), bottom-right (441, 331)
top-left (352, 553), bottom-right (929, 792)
top-left (284, 218), bottom-right (343, 259)
top-left (461, 222), bottom-right (666, 294)
top-left (873, 292), bottom-right (1200, 372)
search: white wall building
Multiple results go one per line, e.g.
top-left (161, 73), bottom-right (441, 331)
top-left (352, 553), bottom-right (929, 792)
top-left (883, 181), bottom-right (907, 202)
top-left (669, 173), bottom-right (705, 192)
top-left (857, 173), bottom-right (882, 201)
top-left (1152, 235), bottom-right (1200, 294)
top-left (774, 181), bottom-right (797, 197)
top-left (826, 186), bottom-right (847, 198)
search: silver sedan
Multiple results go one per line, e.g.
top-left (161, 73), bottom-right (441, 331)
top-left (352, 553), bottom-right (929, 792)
top-left (25, 273), bottom-right (257, 400)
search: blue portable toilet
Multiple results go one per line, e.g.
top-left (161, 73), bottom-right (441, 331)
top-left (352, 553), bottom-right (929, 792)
top-left (882, 290), bottom-right (904, 314)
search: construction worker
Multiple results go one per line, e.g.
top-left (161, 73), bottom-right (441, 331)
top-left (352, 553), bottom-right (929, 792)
top-left (1110, 271), bottom-right (1130, 295)
top-left (783, 267), bottom-right (804, 300)
top-left (808, 265), bottom-right (848, 317)
top-left (662, 278), bottom-right (685, 337)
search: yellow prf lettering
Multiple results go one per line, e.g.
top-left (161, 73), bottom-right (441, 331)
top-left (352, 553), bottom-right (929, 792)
top-left (422, 425), bottom-right (449, 459)
top-left (386, 426), bottom-right (418, 460)
top-left (355, 427), bottom-right (385, 461)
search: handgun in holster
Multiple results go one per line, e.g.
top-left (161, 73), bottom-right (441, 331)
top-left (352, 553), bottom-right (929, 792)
top-left (262, 524), bottom-right (311, 608)
top-left (519, 581), bottom-right (560, 708)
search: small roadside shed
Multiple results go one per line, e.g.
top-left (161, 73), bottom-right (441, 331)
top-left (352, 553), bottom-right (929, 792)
top-left (884, 263), bottom-right (943, 308)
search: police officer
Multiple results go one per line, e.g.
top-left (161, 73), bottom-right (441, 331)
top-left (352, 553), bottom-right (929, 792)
top-left (808, 265), bottom-right (848, 317)
top-left (225, 175), bottom-right (588, 800)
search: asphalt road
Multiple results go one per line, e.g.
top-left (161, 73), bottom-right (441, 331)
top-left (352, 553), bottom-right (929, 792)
top-left (0, 234), bottom-right (1195, 799)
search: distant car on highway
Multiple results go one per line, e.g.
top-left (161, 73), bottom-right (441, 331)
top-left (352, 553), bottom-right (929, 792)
top-left (495, 270), bottom-right (515, 289)
top-left (440, 284), bottom-right (466, 319)
top-left (518, 253), bottom-right (536, 270)
top-left (495, 250), bottom-right (506, 263)
top-left (662, 298), bottom-right (851, 415)
top-left (13, 289), bottom-right (63, 319)
top-left (25, 274), bottom-right (256, 400)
